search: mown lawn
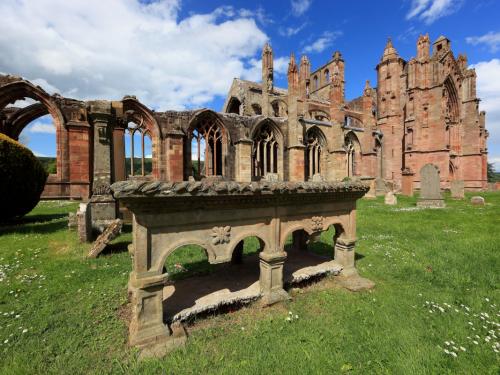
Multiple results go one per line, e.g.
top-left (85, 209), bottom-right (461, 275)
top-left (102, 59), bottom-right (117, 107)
top-left (0, 193), bottom-right (499, 374)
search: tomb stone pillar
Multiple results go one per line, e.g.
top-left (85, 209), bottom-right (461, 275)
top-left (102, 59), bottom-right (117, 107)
top-left (129, 216), bottom-right (170, 347)
top-left (259, 251), bottom-right (288, 305)
top-left (88, 101), bottom-right (117, 232)
top-left (259, 215), bottom-right (288, 305)
top-left (334, 237), bottom-right (356, 276)
top-left (128, 274), bottom-right (170, 347)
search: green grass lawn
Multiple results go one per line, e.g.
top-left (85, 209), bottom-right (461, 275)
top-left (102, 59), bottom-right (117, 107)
top-left (0, 193), bottom-right (499, 374)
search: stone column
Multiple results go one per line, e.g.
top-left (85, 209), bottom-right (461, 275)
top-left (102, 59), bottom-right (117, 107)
top-left (113, 126), bottom-right (126, 182)
top-left (334, 237), bottom-right (356, 276)
top-left (88, 101), bottom-right (117, 233)
top-left (235, 139), bottom-right (252, 182)
top-left (165, 130), bottom-right (184, 181)
top-left (288, 145), bottom-right (306, 181)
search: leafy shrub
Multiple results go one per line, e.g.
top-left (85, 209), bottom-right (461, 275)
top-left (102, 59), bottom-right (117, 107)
top-left (0, 133), bottom-right (48, 221)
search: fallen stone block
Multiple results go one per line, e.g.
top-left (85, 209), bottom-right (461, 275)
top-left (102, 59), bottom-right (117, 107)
top-left (87, 218), bottom-right (122, 258)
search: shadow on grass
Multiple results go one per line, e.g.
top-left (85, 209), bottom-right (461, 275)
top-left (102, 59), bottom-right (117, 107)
top-left (0, 213), bottom-right (68, 235)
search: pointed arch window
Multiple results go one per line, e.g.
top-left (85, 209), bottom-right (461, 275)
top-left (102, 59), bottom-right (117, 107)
top-left (190, 120), bottom-right (225, 178)
top-left (252, 122), bottom-right (279, 179)
top-left (324, 69), bottom-right (330, 83)
top-left (127, 118), bottom-right (152, 177)
top-left (345, 133), bottom-right (361, 177)
top-left (305, 128), bottom-right (325, 180)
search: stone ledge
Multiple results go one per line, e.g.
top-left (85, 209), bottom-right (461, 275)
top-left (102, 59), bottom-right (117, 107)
top-left (110, 179), bottom-right (369, 198)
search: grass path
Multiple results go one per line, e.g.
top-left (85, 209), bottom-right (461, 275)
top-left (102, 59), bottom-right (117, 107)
top-left (0, 193), bottom-right (499, 374)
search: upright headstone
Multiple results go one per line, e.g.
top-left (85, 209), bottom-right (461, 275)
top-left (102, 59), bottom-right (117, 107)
top-left (77, 203), bottom-right (92, 242)
top-left (384, 191), bottom-right (397, 205)
top-left (417, 164), bottom-right (445, 208)
top-left (450, 180), bottom-right (465, 199)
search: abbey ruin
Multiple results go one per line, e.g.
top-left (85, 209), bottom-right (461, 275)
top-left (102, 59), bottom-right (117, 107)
top-left (0, 34), bottom-right (488, 203)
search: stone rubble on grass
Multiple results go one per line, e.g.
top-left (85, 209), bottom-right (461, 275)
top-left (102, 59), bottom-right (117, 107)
top-left (470, 196), bottom-right (485, 206)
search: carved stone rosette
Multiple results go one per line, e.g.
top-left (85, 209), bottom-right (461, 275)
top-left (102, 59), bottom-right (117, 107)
top-left (210, 226), bottom-right (231, 245)
top-left (311, 216), bottom-right (324, 232)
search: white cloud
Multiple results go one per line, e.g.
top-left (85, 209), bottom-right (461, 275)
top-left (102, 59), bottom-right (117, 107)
top-left (471, 59), bottom-right (500, 170)
top-left (406, 0), bottom-right (463, 24)
top-left (466, 31), bottom-right (500, 53)
top-left (0, 1), bottom-right (271, 110)
top-left (291, 0), bottom-right (312, 17)
top-left (279, 23), bottom-right (307, 37)
top-left (27, 121), bottom-right (56, 134)
top-left (303, 31), bottom-right (342, 54)
top-left (33, 151), bottom-right (48, 157)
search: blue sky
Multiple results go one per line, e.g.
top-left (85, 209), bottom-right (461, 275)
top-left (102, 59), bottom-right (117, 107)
top-left (1, 0), bottom-right (499, 169)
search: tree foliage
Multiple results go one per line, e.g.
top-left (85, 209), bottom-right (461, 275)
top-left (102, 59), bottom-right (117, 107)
top-left (0, 133), bottom-right (48, 221)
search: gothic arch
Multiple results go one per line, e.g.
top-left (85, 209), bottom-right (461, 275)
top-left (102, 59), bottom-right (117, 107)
top-left (305, 126), bottom-right (327, 180)
top-left (344, 131), bottom-right (362, 177)
top-left (226, 97), bottom-right (241, 114)
top-left (250, 118), bottom-right (284, 180)
top-left (0, 80), bottom-right (67, 180)
top-left (186, 109), bottom-right (229, 179)
top-left (122, 97), bottom-right (161, 179)
top-left (443, 76), bottom-right (460, 124)
top-left (6, 103), bottom-right (48, 140)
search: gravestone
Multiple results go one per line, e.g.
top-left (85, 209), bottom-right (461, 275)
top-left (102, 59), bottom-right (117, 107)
top-left (384, 191), bottom-right (397, 205)
top-left (417, 164), bottom-right (445, 208)
top-left (375, 178), bottom-right (388, 196)
top-left (77, 203), bottom-right (92, 242)
top-left (87, 219), bottom-right (122, 258)
top-left (450, 180), bottom-right (465, 199)
top-left (470, 196), bottom-right (485, 206)
top-left (364, 179), bottom-right (376, 199)
top-left (68, 212), bottom-right (77, 229)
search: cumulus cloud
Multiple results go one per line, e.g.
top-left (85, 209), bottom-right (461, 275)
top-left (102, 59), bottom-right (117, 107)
top-left (406, 0), bottom-right (463, 24)
top-left (471, 59), bottom-right (500, 170)
top-left (466, 31), bottom-right (500, 53)
top-left (291, 0), bottom-right (312, 17)
top-left (303, 31), bottom-right (342, 54)
top-left (0, 1), bottom-right (274, 110)
top-left (27, 121), bottom-right (56, 134)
